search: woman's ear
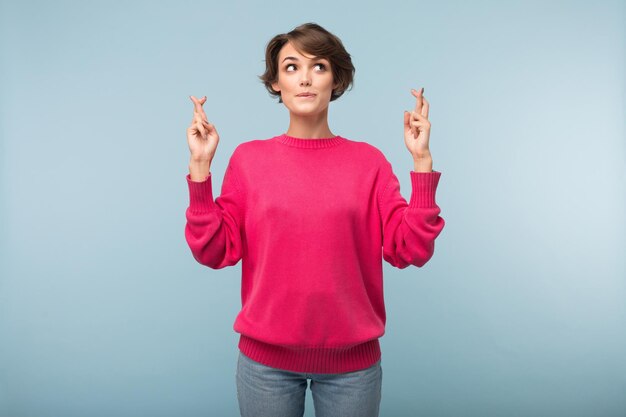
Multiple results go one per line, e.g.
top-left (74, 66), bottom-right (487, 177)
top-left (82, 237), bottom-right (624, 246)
top-left (271, 81), bottom-right (280, 93)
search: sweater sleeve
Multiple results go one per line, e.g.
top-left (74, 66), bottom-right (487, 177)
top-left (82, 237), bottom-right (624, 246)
top-left (378, 161), bottom-right (445, 269)
top-left (184, 158), bottom-right (245, 269)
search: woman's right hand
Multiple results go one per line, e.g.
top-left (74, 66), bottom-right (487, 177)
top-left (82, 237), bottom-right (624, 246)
top-left (187, 95), bottom-right (219, 162)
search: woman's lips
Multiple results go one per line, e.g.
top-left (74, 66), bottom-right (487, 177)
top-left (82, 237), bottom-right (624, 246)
top-left (296, 94), bottom-right (316, 98)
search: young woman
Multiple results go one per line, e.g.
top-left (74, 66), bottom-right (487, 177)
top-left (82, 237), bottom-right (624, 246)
top-left (184, 22), bottom-right (445, 417)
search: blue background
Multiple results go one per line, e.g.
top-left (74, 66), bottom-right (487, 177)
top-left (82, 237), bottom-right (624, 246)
top-left (1, 1), bottom-right (625, 416)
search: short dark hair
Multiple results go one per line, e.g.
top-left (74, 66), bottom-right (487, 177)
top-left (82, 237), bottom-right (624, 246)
top-left (258, 22), bottom-right (355, 103)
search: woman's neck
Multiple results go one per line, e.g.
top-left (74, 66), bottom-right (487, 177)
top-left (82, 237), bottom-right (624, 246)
top-left (285, 111), bottom-right (334, 139)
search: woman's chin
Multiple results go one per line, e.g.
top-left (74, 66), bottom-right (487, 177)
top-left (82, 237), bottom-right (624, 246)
top-left (286, 103), bottom-right (329, 116)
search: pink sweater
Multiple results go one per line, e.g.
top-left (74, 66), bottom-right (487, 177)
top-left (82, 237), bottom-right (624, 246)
top-left (184, 133), bottom-right (445, 374)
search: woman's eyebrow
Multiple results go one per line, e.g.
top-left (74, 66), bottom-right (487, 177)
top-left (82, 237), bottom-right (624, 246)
top-left (282, 56), bottom-right (327, 63)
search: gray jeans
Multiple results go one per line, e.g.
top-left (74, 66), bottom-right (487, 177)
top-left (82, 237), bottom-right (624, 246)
top-left (236, 351), bottom-right (382, 417)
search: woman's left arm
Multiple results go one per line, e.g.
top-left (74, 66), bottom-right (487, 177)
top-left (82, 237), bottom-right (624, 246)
top-left (379, 87), bottom-right (445, 269)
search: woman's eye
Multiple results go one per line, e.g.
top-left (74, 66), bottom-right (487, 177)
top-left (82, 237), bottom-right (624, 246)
top-left (286, 63), bottom-right (326, 71)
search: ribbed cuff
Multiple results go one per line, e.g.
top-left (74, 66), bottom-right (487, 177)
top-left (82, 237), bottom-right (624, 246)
top-left (408, 170), bottom-right (441, 208)
top-left (186, 173), bottom-right (217, 212)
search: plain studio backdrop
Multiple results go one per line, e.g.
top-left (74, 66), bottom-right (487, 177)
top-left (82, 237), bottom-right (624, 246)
top-left (1, 1), bottom-right (624, 416)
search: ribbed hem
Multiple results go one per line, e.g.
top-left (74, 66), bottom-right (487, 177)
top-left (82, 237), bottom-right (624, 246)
top-left (238, 334), bottom-right (381, 374)
top-left (186, 173), bottom-right (216, 212)
top-left (275, 133), bottom-right (347, 149)
top-left (408, 170), bottom-right (441, 208)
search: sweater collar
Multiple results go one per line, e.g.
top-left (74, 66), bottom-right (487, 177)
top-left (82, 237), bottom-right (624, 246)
top-left (275, 133), bottom-right (347, 149)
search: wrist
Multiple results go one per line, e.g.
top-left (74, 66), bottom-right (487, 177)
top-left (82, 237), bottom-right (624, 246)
top-left (190, 154), bottom-right (212, 164)
top-left (188, 160), bottom-right (211, 181)
top-left (413, 156), bottom-right (433, 173)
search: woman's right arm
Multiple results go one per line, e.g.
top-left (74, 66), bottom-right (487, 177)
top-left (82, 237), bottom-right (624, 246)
top-left (184, 95), bottom-right (245, 269)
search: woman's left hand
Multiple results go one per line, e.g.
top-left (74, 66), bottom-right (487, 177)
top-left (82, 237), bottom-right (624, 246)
top-left (404, 88), bottom-right (431, 159)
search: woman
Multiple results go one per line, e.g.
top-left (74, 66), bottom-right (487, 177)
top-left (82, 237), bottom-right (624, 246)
top-left (184, 22), bottom-right (445, 417)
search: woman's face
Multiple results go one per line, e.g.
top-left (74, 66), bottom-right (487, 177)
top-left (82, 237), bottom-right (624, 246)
top-left (271, 41), bottom-right (338, 116)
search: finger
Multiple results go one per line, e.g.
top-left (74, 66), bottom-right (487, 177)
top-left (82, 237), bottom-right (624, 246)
top-left (198, 97), bottom-right (209, 122)
top-left (410, 120), bottom-right (426, 129)
top-left (202, 120), bottom-right (212, 134)
top-left (408, 118), bottom-right (417, 137)
top-left (405, 111), bottom-right (417, 137)
top-left (405, 111), bottom-right (413, 138)
top-left (422, 96), bottom-right (429, 118)
top-left (197, 120), bottom-right (207, 138)
top-left (194, 113), bottom-right (207, 137)
top-left (410, 117), bottom-right (430, 130)
top-left (191, 106), bottom-right (199, 125)
top-left (411, 110), bottom-right (427, 121)
top-left (411, 88), bottom-right (423, 114)
top-left (193, 97), bottom-right (209, 122)
top-left (190, 95), bottom-right (208, 118)
top-left (194, 112), bottom-right (206, 127)
top-left (190, 95), bottom-right (199, 113)
top-left (190, 95), bottom-right (205, 107)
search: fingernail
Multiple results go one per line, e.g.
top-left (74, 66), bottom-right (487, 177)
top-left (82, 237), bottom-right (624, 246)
top-left (421, 87), bottom-right (424, 94)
